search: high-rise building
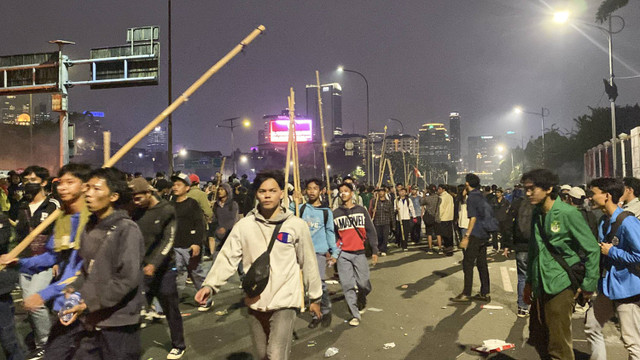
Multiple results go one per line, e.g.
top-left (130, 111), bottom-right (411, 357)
top-left (467, 135), bottom-right (502, 174)
top-left (449, 112), bottom-right (461, 164)
top-left (386, 134), bottom-right (418, 156)
top-left (418, 123), bottom-right (450, 166)
top-left (305, 83), bottom-right (343, 140)
top-left (147, 125), bottom-right (168, 154)
top-left (1, 95), bottom-right (30, 125)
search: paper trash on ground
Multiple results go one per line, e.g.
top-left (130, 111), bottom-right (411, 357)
top-left (324, 347), bottom-right (339, 357)
top-left (471, 339), bottom-right (515, 354)
top-left (383, 342), bottom-right (396, 349)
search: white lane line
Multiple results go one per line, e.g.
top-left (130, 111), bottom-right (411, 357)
top-left (501, 266), bottom-right (513, 293)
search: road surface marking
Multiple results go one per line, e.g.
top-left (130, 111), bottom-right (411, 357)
top-left (501, 266), bottom-right (513, 292)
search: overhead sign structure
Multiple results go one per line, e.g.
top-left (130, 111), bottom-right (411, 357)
top-left (0, 52), bottom-right (59, 95)
top-left (269, 117), bottom-right (313, 143)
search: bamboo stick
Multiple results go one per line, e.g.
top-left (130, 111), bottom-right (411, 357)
top-left (315, 71), bottom-right (331, 208)
top-left (386, 158), bottom-right (405, 244)
top-left (103, 131), bottom-right (111, 163)
top-left (210, 157), bottom-right (226, 206)
top-left (0, 25), bottom-right (266, 272)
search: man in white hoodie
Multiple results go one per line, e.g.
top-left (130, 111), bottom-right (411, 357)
top-left (195, 170), bottom-right (322, 360)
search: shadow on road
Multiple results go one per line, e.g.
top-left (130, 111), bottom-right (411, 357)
top-left (396, 263), bottom-right (463, 299)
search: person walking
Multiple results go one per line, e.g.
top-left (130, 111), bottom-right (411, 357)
top-left (395, 187), bottom-right (416, 252)
top-left (369, 187), bottom-right (394, 257)
top-left (195, 170), bottom-right (322, 360)
top-left (437, 184), bottom-right (455, 256)
top-left (333, 181), bottom-right (378, 326)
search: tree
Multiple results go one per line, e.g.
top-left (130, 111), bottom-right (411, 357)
top-left (596, 0), bottom-right (629, 23)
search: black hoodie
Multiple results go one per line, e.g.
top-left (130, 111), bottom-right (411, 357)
top-left (74, 210), bottom-right (144, 328)
top-left (132, 199), bottom-right (176, 269)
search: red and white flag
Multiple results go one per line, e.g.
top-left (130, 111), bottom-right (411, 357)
top-left (414, 167), bottom-right (423, 179)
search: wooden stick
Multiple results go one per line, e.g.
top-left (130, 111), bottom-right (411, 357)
top-left (402, 151), bottom-right (408, 186)
top-left (289, 89), bottom-right (302, 216)
top-left (315, 71), bottom-right (332, 208)
top-left (371, 156), bottom-right (389, 219)
top-left (210, 157), bottom-right (226, 206)
top-left (0, 25), bottom-right (266, 272)
top-left (386, 158), bottom-right (404, 244)
top-left (377, 126), bottom-right (388, 187)
top-left (103, 131), bottom-right (111, 163)
top-left (283, 96), bottom-right (293, 209)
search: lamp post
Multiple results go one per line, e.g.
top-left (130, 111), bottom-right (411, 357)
top-left (553, 11), bottom-right (625, 176)
top-left (217, 117), bottom-right (250, 175)
top-left (514, 106), bottom-right (549, 166)
top-left (338, 66), bottom-right (371, 184)
top-left (388, 118), bottom-right (404, 135)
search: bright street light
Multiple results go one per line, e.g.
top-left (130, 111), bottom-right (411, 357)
top-left (496, 145), bottom-right (505, 152)
top-left (553, 11), bottom-right (570, 24)
top-left (179, 149), bottom-right (187, 157)
top-left (337, 66), bottom-right (344, 72)
top-left (240, 155), bottom-right (248, 163)
top-left (76, 138), bottom-right (84, 145)
top-left (513, 106), bottom-right (523, 114)
top-left (242, 119), bottom-right (251, 128)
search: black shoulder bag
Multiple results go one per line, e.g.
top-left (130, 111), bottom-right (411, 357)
top-left (536, 215), bottom-right (588, 305)
top-left (242, 222), bottom-right (283, 298)
top-left (346, 212), bottom-right (366, 244)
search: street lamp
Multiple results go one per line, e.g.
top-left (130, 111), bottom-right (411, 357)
top-left (513, 105), bottom-right (549, 166)
top-left (217, 117), bottom-right (251, 174)
top-left (387, 118), bottom-right (404, 135)
top-left (553, 11), bottom-right (625, 176)
top-left (338, 65), bottom-right (371, 184)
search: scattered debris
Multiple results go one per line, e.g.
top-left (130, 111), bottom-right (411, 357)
top-left (401, 284), bottom-right (409, 289)
top-left (215, 310), bottom-right (228, 316)
top-left (481, 305), bottom-right (504, 310)
top-left (404, 333), bottom-right (408, 336)
top-left (153, 340), bottom-right (164, 346)
top-left (307, 340), bottom-right (317, 347)
top-left (181, 313), bottom-right (192, 317)
top-left (368, 307), bottom-right (383, 312)
top-left (324, 347), bottom-right (339, 357)
top-left (383, 342), bottom-right (396, 349)
top-left (325, 280), bottom-right (339, 285)
top-left (140, 323), bottom-right (148, 329)
top-left (441, 306), bottom-right (448, 309)
top-left (472, 339), bottom-right (515, 354)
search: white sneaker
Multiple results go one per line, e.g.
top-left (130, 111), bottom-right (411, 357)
top-left (198, 300), bottom-right (214, 312)
top-left (166, 348), bottom-right (185, 359)
top-left (348, 318), bottom-right (360, 326)
top-left (380, 252), bottom-right (387, 257)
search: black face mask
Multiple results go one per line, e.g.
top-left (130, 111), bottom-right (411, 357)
top-left (24, 182), bottom-right (42, 197)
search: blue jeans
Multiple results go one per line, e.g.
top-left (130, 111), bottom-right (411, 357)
top-left (515, 251), bottom-right (529, 309)
top-left (0, 294), bottom-right (24, 360)
top-left (314, 253), bottom-right (332, 317)
top-left (174, 248), bottom-right (211, 306)
top-left (20, 269), bottom-right (53, 347)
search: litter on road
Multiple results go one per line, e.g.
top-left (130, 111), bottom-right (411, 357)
top-left (368, 307), bottom-right (383, 312)
top-left (481, 305), bottom-right (504, 310)
top-left (401, 284), bottom-right (409, 289)
top-left (307, 340), bottom-right (317, 347)
top-left (472, 339), bottom-right (515, 354)
top-left (215, 310), bottom-right (228, 316)
top-left (383, 342), bottom-right (396, 349)
top-left (324, 347), bottom-right (339, 357)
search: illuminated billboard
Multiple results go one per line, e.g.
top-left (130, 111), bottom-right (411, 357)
top-left (269, 116), bottom-right (313, 143)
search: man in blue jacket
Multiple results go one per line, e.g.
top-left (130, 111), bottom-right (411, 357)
top-left (585, 178), bottom-right (640, 360)
top-left (292, 178), bottom-right (338, 329)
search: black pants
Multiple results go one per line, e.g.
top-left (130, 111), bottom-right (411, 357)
top-left (437, 221), bottom-right (454, 253)
top-left (375, 224), bottom-right (390, 253)
top-left (462, 235), bottom-right (490, 296)
top-left (144, 267), bottom-right (185, 350)
top-left (75, 324), bottom-right (141, 360)
top-left (396, 220), bottom-right (412, 249)
top-left (43, 321), bottom-right (83, 360)
top-left (411, 217), bottom-right (421, 243)
top-left (0, 293), bottom-right (23, 360)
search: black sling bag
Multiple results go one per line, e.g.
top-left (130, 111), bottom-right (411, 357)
top-left (242, 222), bottom-right (283, 298)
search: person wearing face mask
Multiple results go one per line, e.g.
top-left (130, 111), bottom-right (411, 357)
top-left (14, 165), bottom-right (60, 359)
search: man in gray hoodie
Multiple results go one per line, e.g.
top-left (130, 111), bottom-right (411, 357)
top-left (195, 170), bottom-right (322, 360)
top-left (212, 182), bottom-right (239, 262)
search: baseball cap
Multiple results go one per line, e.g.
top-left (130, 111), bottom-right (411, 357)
top-left (171, 173), bottom-right (191, 186)
top-left (129, 177), bottom-right (154, 194)
top-left (568, 187), bottom-right (586, 199)
top-left (560, 184), bottom-right (572, 191)
top-left (188, 174), bottom-right (200, 184)
top-left (154, 179), bottom-right (171, 191)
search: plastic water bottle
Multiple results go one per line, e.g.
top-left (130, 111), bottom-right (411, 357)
top-left (59, 292), bottom-right (81, 322)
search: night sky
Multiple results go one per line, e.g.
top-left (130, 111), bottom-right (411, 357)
top-left (2, 1), bottom-right (639, 156)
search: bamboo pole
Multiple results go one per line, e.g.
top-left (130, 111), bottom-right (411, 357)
top-left (315, 71), bottom-right (331, 207)
top-left (289, 89), bottom-right (302, 216)
top-left (103, 131), bottom-right (111, 163)
top-left (386, 158), bottom-right (405, 245)
top-left (370, 155), bottom-right (389, 219)
top-left (377, 126), bottom-right (388, 187)
top-left (210, 157), bottom-right (226, 206)
top-left (283, 96), bottom-right (293, 209)
top-left (0, 25), bottom-right (266, 271)
top-left (402, 151), bottom-right (408, 186)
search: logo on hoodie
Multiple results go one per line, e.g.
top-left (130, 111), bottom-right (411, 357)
top-left (276, 232), bottom-right (290, 244)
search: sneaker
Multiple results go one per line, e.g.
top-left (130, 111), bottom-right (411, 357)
top-left (471, 293), bottom-right (491, 302)
top-left (449, 293), bottom-right (471, 303)
top-left (380, 252), bottom-right (387, 257)
top-left (198, 300), bottom-right (214, 312)
top-left (427, 248), bottom-right (435, 254)
top-left (321, 312), bottom-right (332, 327)
top-left (348, 318), bottom-right (360, 327)
top-left (153, 312), bottom-right (166, 320)
top-left (308, 317), bottom-right (322, 329)
top-left (166, 348), bottom-right (185, 360)
top-left (27, 347), bottom-right (45, 360)
top-left (403, 248), bottom-right (408, 252)
top-left (517, 307), bottom-right (530, 318)
top-left (438, 248), bottom-right (444, 255)
top-left (185, 278), bottom-right (193, 285)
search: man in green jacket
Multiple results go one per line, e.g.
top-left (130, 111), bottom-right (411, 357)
top-left (522, 169), bottom-right (600, 360)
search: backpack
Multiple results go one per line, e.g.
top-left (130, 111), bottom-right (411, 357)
top-left (300, 204), bottom-right (329, 228)
top-left (479, 198), bottom-right (499, 233)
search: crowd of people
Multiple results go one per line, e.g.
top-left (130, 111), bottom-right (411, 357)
top-left (1, 164), bottom-right (640, 360)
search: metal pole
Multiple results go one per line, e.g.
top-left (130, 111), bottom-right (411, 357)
top-left (167, 0), bottom-right (174, 175)
top-left (365, 78), bottom-right (370, 185)
top-left (541, 107), bottom-right (545, 167)
top-left (608, 16), bottom-right (617, 177)
top-left (231, 118), bottom-right (236, 175)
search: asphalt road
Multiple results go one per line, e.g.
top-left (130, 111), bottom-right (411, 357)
top-left (9, 244), bottom-right (627, 359)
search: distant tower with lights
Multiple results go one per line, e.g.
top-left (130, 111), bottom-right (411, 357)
top-left (449, 112), bottom-right (461, 165)
top-left (147, 125), bottom-right (168, 154)
top-left (305, 83), bottom-right (343, 140)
